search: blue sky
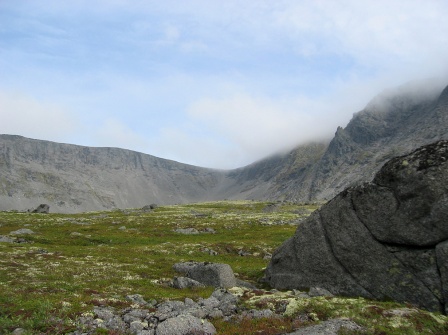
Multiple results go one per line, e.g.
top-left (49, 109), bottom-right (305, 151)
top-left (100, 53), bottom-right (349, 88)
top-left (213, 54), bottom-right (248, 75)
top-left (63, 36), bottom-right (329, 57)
top-left (1, 1), bottom-right (448, 169)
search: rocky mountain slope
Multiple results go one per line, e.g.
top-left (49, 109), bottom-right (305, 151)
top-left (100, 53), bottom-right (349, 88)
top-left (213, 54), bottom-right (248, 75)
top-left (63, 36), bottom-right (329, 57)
top-left (1, 79), bottom-right (447, 212)
top-left (0, 135), bottom-right (227, 212)
top-left (233, 79), bottom-right (448, 202)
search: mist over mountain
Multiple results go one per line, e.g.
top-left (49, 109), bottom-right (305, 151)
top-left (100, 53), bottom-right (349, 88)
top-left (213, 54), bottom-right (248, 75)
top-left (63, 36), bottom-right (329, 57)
top-left (1, 80), bottom-right (447, 213)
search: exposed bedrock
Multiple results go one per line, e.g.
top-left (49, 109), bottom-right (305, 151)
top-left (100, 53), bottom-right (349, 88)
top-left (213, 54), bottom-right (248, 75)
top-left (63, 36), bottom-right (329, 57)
top-left (265, 140), bottom-right (448, 314)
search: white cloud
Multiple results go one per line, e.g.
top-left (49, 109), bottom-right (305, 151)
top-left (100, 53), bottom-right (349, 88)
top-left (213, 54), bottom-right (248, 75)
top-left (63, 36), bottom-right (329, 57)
top-left (187, 93), bottom-right (338, 166)
top-left (1, 0), bottom-right (448, 169)
top-left (273, 0), bottom-right (448, 72)
top-left (0, 91), bottom-right (78, 141)
top-left (150, 127), bottom-right (237, 169)
top-left (92, 118), bottom-right (150, 152)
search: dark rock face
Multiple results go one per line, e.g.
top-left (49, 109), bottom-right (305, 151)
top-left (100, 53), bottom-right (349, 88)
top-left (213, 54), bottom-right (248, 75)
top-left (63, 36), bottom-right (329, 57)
top-left (31, 204), bottom-right (49, 213)
top-left (265, 140), bottom-right (448, 313)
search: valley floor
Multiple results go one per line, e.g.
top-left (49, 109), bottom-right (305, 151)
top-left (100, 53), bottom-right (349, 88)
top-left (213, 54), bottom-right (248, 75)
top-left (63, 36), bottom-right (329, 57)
top-left (0, 201), bottom-right (446, 334)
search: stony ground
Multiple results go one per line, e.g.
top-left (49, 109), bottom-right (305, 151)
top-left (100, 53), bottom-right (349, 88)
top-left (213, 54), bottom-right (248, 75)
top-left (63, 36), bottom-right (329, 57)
top-left (0, 201), bottom-right (447, 334)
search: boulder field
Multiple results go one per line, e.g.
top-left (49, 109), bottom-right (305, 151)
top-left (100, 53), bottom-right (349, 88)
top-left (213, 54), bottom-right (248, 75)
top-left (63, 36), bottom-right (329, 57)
top-left (265, 140), bottom-right (448, 314)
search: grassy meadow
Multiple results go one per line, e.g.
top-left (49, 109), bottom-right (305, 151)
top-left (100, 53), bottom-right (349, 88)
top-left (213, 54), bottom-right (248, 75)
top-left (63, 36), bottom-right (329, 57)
top-left (0, 201), bottom-right (447, 334)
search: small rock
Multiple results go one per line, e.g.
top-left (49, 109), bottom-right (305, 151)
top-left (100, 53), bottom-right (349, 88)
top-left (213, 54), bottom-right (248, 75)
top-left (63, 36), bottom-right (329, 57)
top-left (238, 249), bottom-right (251, 256)
top-left (155, 314), bottom-right (216, 335)
top-left (31, 204), bottom-right (50, 213)
top-left (130, 320), bottom-right (148, 334)
top-left (137, 331), bottom-right (154, 335)
top-left (141, 205), bottom-right (153, 212)
top-left (70, 232), bottom-right (83, 237)
top-left (263, 253), bottom-right (272, 260)
top-left (285, 318), bottom-right (364, 335)
top-left (94, 306), bottom-right (115, 320)
top-left (0, 235), bottom-right (15, 243)
top-left (239, 309), bottom-right (276, 319)
top-left (126, 294), bottom-right (149, 306)
top-left (173, 262), bottom-right (237, 288)
top-left (10, 228), bottom-right (35, 236)
top-left (174, 228), bottom-right (199, 235)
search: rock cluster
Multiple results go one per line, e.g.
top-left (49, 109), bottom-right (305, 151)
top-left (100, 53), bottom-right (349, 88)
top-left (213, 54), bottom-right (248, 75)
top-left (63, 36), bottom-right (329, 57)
top-left (69, 287), bottom-right (364, 335)
top-left (0, 228), bottom-right (36, 244)
top-left (265, 140), bottom-right (448, 314)
top-left (70, 288), bottom-right (239, 335)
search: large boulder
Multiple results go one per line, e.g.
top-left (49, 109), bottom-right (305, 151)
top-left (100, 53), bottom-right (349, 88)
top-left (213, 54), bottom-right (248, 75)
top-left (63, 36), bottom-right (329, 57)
top-left (265, 140), bottom-right (448, 314)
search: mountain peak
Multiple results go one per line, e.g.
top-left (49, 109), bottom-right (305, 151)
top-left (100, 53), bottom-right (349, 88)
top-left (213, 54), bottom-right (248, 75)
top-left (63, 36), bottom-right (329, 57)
top-left (1, 80), bottom-right (447, 212)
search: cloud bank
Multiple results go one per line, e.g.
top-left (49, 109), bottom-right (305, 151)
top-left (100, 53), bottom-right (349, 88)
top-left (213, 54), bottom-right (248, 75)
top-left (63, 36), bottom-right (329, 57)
top-left (1, 0), bottom-right (447, 168)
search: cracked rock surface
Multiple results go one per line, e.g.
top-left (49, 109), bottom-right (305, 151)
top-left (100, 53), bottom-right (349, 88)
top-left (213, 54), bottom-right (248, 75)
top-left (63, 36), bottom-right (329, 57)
top-left (265, 140), bottom-right (448, 314)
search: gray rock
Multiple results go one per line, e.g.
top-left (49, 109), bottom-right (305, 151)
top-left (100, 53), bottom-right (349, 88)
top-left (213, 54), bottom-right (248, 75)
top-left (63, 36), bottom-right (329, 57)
top-left (239, 309), bottom-right (276, 319)
top-left (286, 318), bottom-right (364, 335)
top-left (126, 294), bottom-right (150, 306)
top-left (202, 247), bottom-right (218, 256)
top-left (308, 287), bottom-right (334, 297)
top-left (174, 228), bottom-right (199, 235)
top-left (436, 240), bottom-right (448, 315)
top-left (155, 314), bottom-right (216, 335)
top-left (31, 204), bottom-right (50, 213)
top-left (172, 276), bottom-right (205, 289)
top-left (265, 141), bottom-right (448, 313)
top-left (141, 205), bottom-right (153, 212)
top-left (130, 320), bottom-right (148, 334)
top-left (70, 232), bottom-right (83, 237)
top-left (210, 289), bottom-right (238, 316)
top-left (198, 296), bottom-right (220, 309)
top-left (211, 289), bottom-right (238, 305)
top-left (137, 331), bottom-right (154, 335)
top-left (9, 228), bottom-right (35, 235)
top-left (92, 306), bottom-right (127, 332)
top-left (355, 142), bottom-right (448, 246)
top-left (0, 235), bottom-right (15, 243)
top-left (123, 309), bottom-right (151, 323)
top-left (174, 262), bottom-right (237, 288)
top-left (94, 306), bottom-right (115, 320)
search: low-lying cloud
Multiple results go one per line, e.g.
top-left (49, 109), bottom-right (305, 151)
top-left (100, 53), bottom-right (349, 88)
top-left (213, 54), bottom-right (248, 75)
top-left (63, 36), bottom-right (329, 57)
top-left (0, 91), bottom-right (78, 142)
top-left (1, 1), bottom-right (448, 169)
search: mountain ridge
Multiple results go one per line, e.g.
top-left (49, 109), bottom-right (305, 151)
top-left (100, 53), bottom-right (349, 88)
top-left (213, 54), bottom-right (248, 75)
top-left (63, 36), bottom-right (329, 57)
top-left (1, 79), bottom-right (447, 212)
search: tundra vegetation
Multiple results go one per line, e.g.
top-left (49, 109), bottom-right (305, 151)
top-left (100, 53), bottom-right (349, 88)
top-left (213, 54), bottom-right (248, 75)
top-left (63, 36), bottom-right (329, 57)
top-left (0, 201), bottom-right (446, 334)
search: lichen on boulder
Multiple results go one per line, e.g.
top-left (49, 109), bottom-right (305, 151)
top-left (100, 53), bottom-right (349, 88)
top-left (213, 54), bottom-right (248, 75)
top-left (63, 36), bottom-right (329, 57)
top-left (265, 140), bottom-right (448, 314)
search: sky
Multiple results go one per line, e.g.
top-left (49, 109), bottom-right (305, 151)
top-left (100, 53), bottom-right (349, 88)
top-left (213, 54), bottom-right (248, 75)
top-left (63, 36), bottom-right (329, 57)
top-left (1, 0), bottom-right (448, 169)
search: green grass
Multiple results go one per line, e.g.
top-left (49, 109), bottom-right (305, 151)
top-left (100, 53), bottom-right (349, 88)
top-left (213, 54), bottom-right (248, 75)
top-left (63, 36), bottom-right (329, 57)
top-left (0, 200), bottom-right (446, 334)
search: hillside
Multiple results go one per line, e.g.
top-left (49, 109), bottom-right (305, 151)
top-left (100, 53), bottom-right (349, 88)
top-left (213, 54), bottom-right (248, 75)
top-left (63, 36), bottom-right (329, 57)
top-left (0, 135), bottom-right (226, 212)
top-left (1, 79), bottom-right (447, 212)
top-left (235, 79), bottom-right (448, 202)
